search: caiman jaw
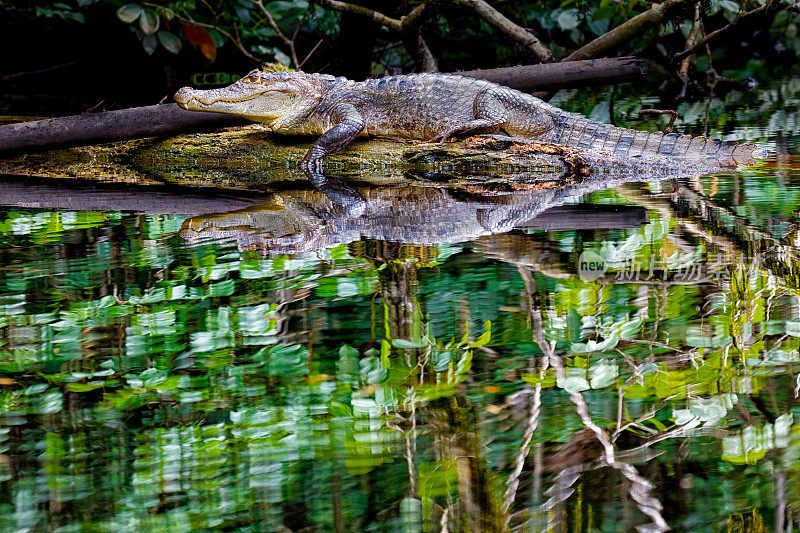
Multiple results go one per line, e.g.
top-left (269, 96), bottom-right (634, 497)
top-left (174, 86), bottom-right (268, 112)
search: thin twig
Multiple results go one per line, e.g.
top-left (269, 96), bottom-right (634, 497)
top-left (1, 60), bottom-right (81, 81)
top-left (316, 1), bottom-right (433, 69)
top-left (502, 381), bottom-right (542, 513)
top-left (298, 38), bottom-right (324, 69)
top-left (518, 265), bottom-right (668, 532)
top-left (638, 109), bottom-right (678, 133)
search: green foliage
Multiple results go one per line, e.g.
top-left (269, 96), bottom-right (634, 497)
top-left (15, 0), bottom-right (800, 78)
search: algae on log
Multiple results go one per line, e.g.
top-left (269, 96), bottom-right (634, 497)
top-left (0, 126), bottom-right (572, 190)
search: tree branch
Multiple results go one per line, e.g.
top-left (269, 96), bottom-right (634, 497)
top-left (458, 0), bottom-right (554, 62)
top-left (316, 0), bottom-right (405, 31)
top-left (247, 0), bottom-right (300, 68)
top-left (563, 0), bottom-right (694, 62)
top-left (673, 0), bottom-right (782, 62)
top-left (318, 2), bottom-right (437, 72)
top-left (677, 2), bottom-right (703, 100)
top-left (416, 31), bottom-right (439, 72)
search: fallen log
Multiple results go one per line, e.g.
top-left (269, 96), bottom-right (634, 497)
top-left (460, 56), bottom-right (642, 91)
top-left (0, 129), bottom-right (568, 188)
top-left (0, 57), bottom-right (643, 155)
top-left (0, 104), bottom-right (248, 154)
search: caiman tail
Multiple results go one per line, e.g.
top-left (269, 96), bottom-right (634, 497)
top-left (547, 110), bottom-right (763, 167)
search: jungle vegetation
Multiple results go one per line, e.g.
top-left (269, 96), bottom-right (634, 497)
top-left (1, 0), bottom-right (799, 113)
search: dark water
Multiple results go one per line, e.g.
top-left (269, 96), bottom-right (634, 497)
top-left (1, 79), bottom-right (800, 532)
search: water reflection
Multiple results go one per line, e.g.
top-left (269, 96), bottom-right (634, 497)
top-left (1, 136), bottom-right (800, 530)
top-left (180, 172), bottom-right (649, 253)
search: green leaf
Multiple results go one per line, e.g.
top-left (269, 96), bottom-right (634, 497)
top-left (392, 339), bottom-right (424, 349)
top-left (117, 3), bottom-right (141, 23)
top-left (139, 8), bottom-right (159, 35)
top-left (273, 49), bottom-right (291, 67)
top-left (589, 359), bottom-right (618, 389)
top-left (521, 372), bottom-right (557, 387)
top-left (157, 31), bottom-right (182, 54)
top-left (557, 10), bottom-right (580, 30)
top-left (557, 368), bottom-right (590, 392)
top-left (432, 350), bottom-right (452, 372)
top-left (470, 321), bottom-right (492, 347)
top-left (67, 382), bottom-right (105, 392)
top-left (142, 34), bottom-right (157, 54)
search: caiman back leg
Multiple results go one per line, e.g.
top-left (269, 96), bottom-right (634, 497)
top-left (431, 88), bottom-right (508, 143)
top-left (301, 103), bottom-right (366, 172)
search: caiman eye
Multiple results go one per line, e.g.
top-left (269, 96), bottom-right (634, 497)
top-left (244, 71), bottom-right (260, 83)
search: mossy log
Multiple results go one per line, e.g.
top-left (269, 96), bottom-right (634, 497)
top-left (0, 126), bottom-right (574, 191)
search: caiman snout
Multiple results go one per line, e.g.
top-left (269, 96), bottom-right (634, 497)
top-left (174, 87), bottom-right (194, 108)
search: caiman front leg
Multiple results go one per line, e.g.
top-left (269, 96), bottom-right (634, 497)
top-left (300, 103), bottom-right (365, 172)
top-left (431, 88), bottom-right (508, 143)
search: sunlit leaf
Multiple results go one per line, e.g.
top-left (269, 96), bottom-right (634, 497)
top-left (392, 339), bottom-right (424, 349)
top-left (589, 359), bottom-right (618, 388)
top-left (139, 8), bottom-right (159, 35)
top-left (181, 22), bottom-right (217, 61)
top-left (470, 320), bottom-right (492, 347)
top-left (557, 9), bottom-right (580, 30)
top-left (157, 31), bottom-right (182, 54)
top-left (116, 3), bottom-right (141, 23)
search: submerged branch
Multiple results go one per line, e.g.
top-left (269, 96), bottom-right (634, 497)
top-left (518, 267), bottom-right (669, 532)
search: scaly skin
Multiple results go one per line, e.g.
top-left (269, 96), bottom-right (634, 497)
top-left (174, 70), bottom-right (763, 169)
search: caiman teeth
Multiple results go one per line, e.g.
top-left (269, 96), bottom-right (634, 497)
top-left (194, 93), bottom-right (266, 106)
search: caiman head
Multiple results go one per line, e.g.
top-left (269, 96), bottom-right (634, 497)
top-left (174, 70), bottom-right (330, 130)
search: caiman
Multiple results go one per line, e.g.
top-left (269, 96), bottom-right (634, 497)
top-left (174, 70), bottom-right (763, 170)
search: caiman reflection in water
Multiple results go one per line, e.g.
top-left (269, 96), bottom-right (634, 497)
top-left (179, 171), bottom-right (648, 253)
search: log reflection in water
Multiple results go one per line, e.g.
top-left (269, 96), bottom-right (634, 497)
top-left (0, 173), bottom-right (263, 214)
